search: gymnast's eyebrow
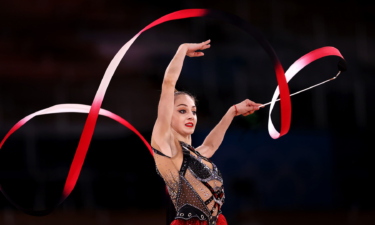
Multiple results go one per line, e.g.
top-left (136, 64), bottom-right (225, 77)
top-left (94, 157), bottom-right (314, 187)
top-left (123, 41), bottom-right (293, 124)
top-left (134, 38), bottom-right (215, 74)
top-left (177, 104), bottom-right (196, 108)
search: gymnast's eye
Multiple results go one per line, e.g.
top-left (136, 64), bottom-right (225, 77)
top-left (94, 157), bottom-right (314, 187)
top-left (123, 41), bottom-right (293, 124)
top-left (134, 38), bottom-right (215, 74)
top-left (192, 111), bottom-right (197, 115)
top-left (179, 110), bottom-right (186, 114)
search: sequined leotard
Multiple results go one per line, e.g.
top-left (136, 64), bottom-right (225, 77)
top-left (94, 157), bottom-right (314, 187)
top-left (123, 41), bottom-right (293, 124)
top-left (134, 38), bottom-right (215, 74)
top-left (153, 141), bottom-right (226, 225)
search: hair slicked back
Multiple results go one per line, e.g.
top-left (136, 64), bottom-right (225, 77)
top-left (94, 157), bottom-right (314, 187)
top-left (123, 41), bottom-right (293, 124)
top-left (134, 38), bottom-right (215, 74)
top-left (174, 90), bottom-right (197, 106)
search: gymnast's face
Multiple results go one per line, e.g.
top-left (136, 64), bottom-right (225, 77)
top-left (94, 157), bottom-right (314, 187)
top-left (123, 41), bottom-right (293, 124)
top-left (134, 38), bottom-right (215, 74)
top-left (171, 94), bottom-right (197, 136)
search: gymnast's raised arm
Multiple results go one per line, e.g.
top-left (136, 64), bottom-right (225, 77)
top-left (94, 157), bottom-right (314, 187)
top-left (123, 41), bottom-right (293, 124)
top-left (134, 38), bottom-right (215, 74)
top-left (196, 99), bottom-right (263, 158)
top-left (151, 40), bottom-right (211, 157)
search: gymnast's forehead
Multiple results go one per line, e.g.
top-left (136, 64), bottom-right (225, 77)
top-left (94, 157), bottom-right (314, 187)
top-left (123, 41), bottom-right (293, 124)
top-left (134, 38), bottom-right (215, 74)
top-left (175, 95), bottom-right (196, 107)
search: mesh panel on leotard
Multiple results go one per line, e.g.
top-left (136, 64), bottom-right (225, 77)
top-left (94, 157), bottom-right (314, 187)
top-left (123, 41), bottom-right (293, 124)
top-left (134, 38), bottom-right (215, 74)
top-left (176, 176), bottom-right (210, 217)
top-left (153, 149), bottom-right (180, 206)
top-left (184, 169), bottom-right (219, 215)
top-left (184, 169), bottom-right (212, 202)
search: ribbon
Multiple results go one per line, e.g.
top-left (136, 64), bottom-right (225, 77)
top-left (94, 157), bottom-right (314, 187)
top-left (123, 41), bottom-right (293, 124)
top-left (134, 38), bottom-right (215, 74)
top-left (268, 47), bottom-right (346, 138)
top-left (0, 104), bottom-right (151, 215)
top-left (0, 9), bottom-right (346, 215)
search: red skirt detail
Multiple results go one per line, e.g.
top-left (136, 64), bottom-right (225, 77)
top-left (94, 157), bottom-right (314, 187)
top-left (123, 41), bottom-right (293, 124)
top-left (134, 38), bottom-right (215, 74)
top-left (170, 214), bottom-right (227, 225)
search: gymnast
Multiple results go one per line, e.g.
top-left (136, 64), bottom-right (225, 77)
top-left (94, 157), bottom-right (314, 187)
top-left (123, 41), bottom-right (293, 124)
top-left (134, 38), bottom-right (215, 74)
top-left (151, 40), bottom-right (262, 225)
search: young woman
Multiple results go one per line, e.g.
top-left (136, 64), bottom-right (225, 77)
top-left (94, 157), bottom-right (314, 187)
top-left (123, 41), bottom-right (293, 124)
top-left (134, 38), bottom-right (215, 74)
top-left (151, 40), bottom-right (262, 225)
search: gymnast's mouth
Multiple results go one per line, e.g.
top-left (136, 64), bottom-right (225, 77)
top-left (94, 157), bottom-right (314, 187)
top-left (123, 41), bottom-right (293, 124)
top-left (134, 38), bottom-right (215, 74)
top-left (185, 122), bottom-right (194, 127)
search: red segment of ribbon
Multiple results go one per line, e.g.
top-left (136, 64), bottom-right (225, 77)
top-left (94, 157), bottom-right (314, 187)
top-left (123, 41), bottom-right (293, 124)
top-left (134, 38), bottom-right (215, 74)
top-left (274, 61), bottom-right (291, 137)
top-left (292, 47), bottom-right (344, 70)
top-left (0, 105), bottom-right (152, 197)
top-left (139, 9), bottom-right (208, 34)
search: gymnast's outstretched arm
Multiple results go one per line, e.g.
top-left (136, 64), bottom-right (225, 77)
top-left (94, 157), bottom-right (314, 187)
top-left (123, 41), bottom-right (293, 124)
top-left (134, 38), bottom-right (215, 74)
top-left (196, 99), bottom-right (262, 158)
top-left (152, 40), bottom-right (211, 157)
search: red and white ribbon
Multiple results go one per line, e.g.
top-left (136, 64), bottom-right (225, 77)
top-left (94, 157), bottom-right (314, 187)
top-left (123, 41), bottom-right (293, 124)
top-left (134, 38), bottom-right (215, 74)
top-left (268, 47), bottom-right (345, 139)
top-left (0, 9), bottom-right (345, 214)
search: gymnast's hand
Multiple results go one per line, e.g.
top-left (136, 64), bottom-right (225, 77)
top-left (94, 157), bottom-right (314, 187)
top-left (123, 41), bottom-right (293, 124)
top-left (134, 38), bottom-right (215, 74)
top-left (235, 99), bottom-right (263, 116)
top-left (184, 39), bottom-right (211, 57)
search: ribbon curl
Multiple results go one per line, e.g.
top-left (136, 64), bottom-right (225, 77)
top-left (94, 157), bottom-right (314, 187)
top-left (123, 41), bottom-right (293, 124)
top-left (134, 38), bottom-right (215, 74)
top-left (268, 47), bottom-right (346, 138)
top-left (0, 104), bottom-right (151, 215)
top-left (0, 9), bottom-right (346, 215)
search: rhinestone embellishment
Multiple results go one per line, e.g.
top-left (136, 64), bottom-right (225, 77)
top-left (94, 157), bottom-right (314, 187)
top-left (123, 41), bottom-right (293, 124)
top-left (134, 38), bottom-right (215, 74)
top-left (153, 142), bottom-right (225, 224)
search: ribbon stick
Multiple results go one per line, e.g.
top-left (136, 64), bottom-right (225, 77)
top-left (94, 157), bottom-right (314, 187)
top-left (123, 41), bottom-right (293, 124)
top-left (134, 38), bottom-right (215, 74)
top-left (260, 71), bottom-right (341, 107)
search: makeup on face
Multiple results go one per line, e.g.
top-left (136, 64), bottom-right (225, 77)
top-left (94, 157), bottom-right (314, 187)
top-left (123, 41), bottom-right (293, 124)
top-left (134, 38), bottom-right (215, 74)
top-left (173, 95), bottom-right (197, 134)
top-left (177, 106), bottom-right (196, 118)
top-left (185, 122), bottom-right (194, 128)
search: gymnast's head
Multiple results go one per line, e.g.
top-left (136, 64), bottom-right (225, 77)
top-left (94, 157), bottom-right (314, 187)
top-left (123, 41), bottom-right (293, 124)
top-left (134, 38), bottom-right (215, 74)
top-left (171, 90), bottom-right (197, 136)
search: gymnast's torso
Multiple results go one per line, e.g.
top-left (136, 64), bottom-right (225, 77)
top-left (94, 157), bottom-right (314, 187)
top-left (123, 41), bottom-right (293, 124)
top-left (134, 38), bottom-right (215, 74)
top-left (152, 140), bottom-right (225, 225)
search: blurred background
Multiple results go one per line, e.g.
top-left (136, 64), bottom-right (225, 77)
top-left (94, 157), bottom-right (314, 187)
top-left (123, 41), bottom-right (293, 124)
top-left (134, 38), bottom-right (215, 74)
top-left (0, 0), bottom-right (374, 224)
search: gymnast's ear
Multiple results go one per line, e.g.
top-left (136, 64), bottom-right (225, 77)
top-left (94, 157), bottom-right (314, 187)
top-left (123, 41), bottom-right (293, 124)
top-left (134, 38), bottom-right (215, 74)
top-left (174, 89), bottom-right (178, 93)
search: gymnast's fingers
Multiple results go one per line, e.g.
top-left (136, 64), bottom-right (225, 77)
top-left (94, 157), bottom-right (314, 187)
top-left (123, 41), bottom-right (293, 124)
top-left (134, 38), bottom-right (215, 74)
top-left (201, 44), bottom-right (211, 50)
top-left (255, 103), bottom-right (263, 109)
top-left (194, 52), bottom-right (204, 57)
top-left (242, 111), bottom-right (251, 116)
top-left (187, 51), bottom-right (204, 57)
top-left (203, 39), bottom-right (211, 44)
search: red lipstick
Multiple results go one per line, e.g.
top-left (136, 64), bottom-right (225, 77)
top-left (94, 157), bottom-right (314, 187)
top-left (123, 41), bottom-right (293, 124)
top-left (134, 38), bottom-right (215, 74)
top-left (185, 122), bottom-right (194, 127)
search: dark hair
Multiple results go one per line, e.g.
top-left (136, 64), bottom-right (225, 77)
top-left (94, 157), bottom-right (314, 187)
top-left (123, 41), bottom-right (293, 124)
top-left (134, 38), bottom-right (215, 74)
top-left (174, 89), bottom-right (198, 105)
